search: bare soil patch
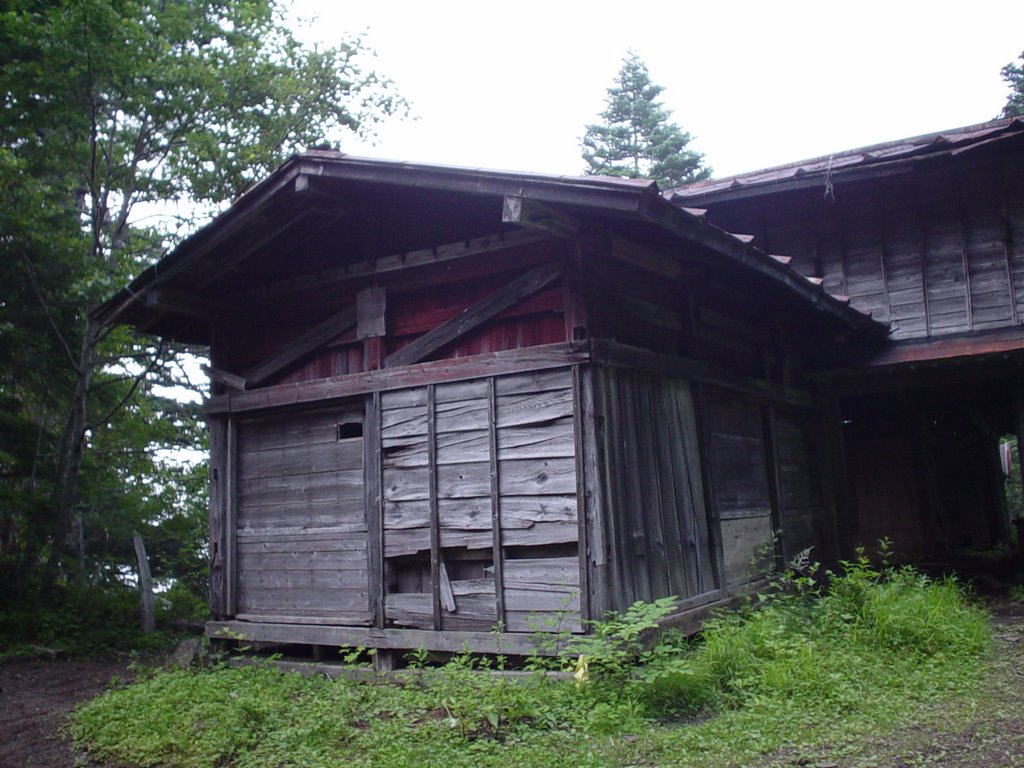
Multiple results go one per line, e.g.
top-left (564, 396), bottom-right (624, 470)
top-left (0, 657), bottom-right (135, 768)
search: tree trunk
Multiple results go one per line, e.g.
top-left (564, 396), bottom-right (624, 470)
top-left (44, 315), bottom-right (99, 586)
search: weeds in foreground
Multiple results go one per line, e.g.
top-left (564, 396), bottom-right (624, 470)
top-left (72, 552), bottom-right (994, 767)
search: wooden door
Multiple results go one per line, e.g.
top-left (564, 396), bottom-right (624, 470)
top-left (233, 403), bottom-right (371, 625)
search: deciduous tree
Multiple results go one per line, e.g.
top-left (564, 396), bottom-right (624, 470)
top-left (0, 0), bottom-right (406, 597)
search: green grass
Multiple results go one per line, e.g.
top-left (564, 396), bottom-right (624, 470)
top-left (71, 555), bottom-right (996, 768)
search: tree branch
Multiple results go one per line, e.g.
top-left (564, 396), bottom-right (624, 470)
top-left (18, 253), bottom-right (81, 374)
top-left (85, 340), bottom-right (166, 434)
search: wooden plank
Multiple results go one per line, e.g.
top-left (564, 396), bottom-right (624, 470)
top-left (208, 620), bottom-right (552, 655)
top-left (233, 612), bottom-right (372, 627)
top-left (384, 261), bottom-right (563, 368)
top-left (382, 422), bottom-right (575, 467)
top-left (204, 365), bottom-right (247, 392)
top-left (693, 384), bottom-right (727, 598)
top-left (762, 405), bottom-right (784, 567)
top-left (427, 384), bottom-right (441, 630)
top-left (244, 306), bottom-right (357, 388)
top-left (488, 377), bottom-right (506, 629)
top-left (366, 393), bottom-right (384, 628)
top-left (206, 342), bottom-right (590, 415)
top-left (653, 380), bottom-right (689, 600)
top-left (496, 389), bottom-right (574, 427)
top-left (494, 367), bottom-right (573, 396)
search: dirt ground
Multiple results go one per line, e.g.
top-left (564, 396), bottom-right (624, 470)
top-left (2, 603), bottom-right (1022, 768)
top-left (0, 657), bottom-right (135, 768)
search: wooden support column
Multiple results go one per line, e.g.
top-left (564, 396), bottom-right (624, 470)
top-left (1013, 370), bottom-right (1024, 522)
top-left (820, 393), bottom-right (852, 562)
top-left (366, 391), bottom-right (384, 630)
top-left (427, 385), bottom-right (442, 630)
top-left (224, 416), bottom-right (238, 617)
top-left (570, 366), bottom-right (592, 621)
top-left (487, 378), bottom-right (506, 628)
top-left (813, 395), bottom-right (842, 567)
top-left (762, 404), bottom-right (785, 566)
top-left (577, 365), bottom-right (607, 619)
top-left (208, 416), bottom-right (227, 619)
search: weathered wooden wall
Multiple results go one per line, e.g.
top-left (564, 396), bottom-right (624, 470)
top-left (696, 153), bottom-right (1024, 340)
top-left (591, 367), bottom-right (718, 612)
top-left (379, 368), bottom-right (581, 634)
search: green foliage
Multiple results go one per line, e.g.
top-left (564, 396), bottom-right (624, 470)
top-left (582, 51), bottom-right (711, 188)
top-left (71, 554), bottom-right (994, 767)
top-left (0, 580), bottom-right (204, 659)
top-left (1002, 50), bottom-right (1024, 118)
top-left (0, 0), bottom-right (406, 606)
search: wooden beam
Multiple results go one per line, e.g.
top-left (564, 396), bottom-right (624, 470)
top-left (203, 365), bottom-right (247, 392)
top-left (590, 339), bottom-right (816, 409)
top-left (143, 289), bottom-right (213, 318)
top-left (205, 342), bottom-right (590, 415)
top-left (208, 621), bottom-right (556, 656)
top-left (502, 196), bottom-right (579, 238)
top-left (384, 261), bottom-right (563, 368)
top-left (244, 306), bottom-right (357, 388)
top-left (243, 230), bottom-right (550, 303)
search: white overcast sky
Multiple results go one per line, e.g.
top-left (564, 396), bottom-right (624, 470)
top-left (292, 1), bottom-right (1022, 179)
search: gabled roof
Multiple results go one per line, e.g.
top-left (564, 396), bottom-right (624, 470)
top-left (669, 116), bottom-right (1024, 206)
top-left (96, 153), bottom-right (886, 343)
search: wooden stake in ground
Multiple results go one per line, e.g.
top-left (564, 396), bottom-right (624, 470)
top-left (133, 532), bottom-right (155, 633)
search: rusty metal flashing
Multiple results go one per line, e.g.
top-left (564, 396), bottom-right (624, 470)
top-left (669, 117), bottom-right (1024, 206)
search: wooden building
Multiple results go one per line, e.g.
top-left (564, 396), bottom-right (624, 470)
top-left (98, 116), bottom-right (1024, 658)
top-left (671, 116), bottom-right (1024, 562)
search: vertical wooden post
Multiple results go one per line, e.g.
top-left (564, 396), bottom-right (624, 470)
top-left (577, 365), bottom-right (607, 620)
top-left (208, 416), bottom-right (227, 619)
top-left (427, 384), bottom-right (441, 630)
top-left (812, 395), bottom-right (840, 567)
top-left (692, 384), bottom-right (727, 598)
top-left (366, 391), bottom-right (384, 629)
top-left (819, 393), bottom-right (850, 563)
top-left (133, 532), bottom-right (156, 634)
top-left (570, 366), bottom-right (592, 621)
top-left (487, 377), bottom-right (506, 629)
top-left (762, 404), bottom-right (785, 565)
top-left (1013, 370), bottom-right (1024, 525)
top-left (225, 416), bottom-right (238, 617)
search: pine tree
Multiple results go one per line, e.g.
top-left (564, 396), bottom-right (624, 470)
top-left (1001, 50), bottom-right (1024, 118)
top-left (582, 52), bottom-right (710, 188)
